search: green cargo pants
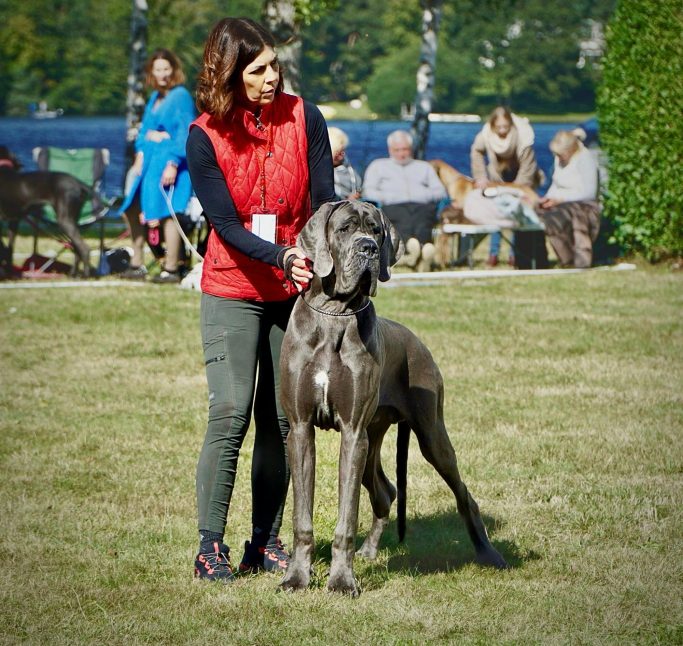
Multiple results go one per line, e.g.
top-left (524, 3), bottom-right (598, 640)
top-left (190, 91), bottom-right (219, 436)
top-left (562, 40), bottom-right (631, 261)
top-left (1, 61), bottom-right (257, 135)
top-left (196, 293), bottom-right (295, 543)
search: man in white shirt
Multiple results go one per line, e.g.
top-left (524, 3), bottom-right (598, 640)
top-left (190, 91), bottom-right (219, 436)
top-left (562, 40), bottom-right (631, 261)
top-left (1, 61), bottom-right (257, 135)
top-left (362, 130), bottom-right (447, 271)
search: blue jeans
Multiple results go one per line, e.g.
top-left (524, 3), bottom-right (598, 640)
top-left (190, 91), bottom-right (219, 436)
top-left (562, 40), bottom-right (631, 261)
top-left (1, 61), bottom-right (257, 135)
top-left (489, 232), bottom-right (515, 258)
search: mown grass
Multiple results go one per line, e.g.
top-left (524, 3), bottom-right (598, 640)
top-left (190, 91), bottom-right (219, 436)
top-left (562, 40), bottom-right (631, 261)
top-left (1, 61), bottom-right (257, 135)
top-left (0, 262), bottom-right (681, 645)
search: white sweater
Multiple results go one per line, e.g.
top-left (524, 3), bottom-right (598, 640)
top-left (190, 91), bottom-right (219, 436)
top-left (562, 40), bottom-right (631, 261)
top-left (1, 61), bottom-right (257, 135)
top-left (545, 146), bottom-right (599, 202)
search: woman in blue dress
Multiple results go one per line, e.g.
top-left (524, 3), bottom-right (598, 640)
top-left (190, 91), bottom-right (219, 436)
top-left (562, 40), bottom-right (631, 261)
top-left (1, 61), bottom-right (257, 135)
top-left (120, 49), bottom-right (196, 283)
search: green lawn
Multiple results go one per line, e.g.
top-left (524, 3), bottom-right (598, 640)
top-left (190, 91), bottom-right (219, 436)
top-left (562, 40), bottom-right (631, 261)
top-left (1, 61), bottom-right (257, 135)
top-left (1, 262), bottom-right (681, 644)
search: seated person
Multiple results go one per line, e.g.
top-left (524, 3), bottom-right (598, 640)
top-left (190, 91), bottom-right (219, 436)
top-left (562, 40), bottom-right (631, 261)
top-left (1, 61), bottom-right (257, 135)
top-left (328, 127), bottom-right (362, 200)
top-left (362, 129), bottom-right (447, 271)
top-left (537, 130), bottom-right (600, 268)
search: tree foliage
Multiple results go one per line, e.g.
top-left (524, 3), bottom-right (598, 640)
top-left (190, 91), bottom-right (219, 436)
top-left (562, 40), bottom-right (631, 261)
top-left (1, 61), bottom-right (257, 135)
top-left (597, 0), bottom-right (683, 261)
top-left (0, 0), bottom-right (614, 117)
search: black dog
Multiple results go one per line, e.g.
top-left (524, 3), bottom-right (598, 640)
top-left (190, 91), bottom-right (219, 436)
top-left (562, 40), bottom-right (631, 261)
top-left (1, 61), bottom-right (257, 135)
top-left (0, 145), bottom-right (103, 277)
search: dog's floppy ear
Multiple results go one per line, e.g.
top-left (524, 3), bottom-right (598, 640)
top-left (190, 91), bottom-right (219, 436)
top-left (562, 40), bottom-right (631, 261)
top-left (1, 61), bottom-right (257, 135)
top-left (297, 201), bottom-right (343, 278)
top-left (379, 207), bottom-right (404, 282)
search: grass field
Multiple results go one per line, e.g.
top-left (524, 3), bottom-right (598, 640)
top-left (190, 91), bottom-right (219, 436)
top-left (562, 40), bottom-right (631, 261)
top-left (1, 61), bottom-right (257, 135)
top-left (1, 260), bottom-right (681, 644)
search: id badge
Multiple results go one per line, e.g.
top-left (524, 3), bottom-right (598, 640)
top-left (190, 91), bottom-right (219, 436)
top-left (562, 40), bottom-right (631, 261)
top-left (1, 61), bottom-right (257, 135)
top-left (251, 212), bottom-right (277, 244)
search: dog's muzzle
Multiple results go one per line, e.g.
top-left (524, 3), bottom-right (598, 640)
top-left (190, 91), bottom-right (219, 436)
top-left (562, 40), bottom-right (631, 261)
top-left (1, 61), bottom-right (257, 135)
top-left (354, 236), bottom-right (379, 257)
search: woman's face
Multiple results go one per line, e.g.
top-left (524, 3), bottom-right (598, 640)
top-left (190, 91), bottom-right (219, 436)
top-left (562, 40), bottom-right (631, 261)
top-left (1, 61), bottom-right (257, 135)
top-left (556, 143), bottom-right (578, 167)
top-left (152, 58), bottom-right (174, 88)
top-left (493, 116), bottom-right (512, 138)
top-left (241, 47), bottom-right (280, 106)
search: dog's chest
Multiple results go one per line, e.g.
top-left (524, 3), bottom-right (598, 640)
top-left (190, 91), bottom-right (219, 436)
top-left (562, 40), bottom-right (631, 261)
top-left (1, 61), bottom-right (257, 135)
top-left (303, 325), bottom-right (379, 430)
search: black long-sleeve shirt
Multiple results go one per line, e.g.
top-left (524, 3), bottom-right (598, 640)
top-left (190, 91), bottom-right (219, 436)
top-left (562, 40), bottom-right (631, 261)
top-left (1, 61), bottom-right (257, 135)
top-left (186, 101), bottom-right (335, 267)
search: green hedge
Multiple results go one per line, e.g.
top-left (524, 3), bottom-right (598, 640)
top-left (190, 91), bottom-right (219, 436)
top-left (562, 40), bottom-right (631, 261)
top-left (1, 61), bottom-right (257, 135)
top-left (598, 0), bottom-right (683, 261)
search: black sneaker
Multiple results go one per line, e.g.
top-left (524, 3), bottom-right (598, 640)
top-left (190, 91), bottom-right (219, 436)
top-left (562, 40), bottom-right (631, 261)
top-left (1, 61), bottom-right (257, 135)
top-left (194, 541), bottom-right (235, 582)
top-left (239, 538), bottom-right (289, 574)
top-left (152, 269), bottom-right (180, 284)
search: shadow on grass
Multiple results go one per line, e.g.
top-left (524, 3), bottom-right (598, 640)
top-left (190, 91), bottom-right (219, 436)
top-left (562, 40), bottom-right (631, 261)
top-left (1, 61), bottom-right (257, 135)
top-left (314, 510), bottom-right (535, 577)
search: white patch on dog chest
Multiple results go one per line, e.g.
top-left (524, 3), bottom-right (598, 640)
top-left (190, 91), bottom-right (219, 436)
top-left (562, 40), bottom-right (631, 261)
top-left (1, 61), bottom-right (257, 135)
top-left (314, 370), bottom-right (331, 419)
top-left (314, 371), bottom-right (329, 388)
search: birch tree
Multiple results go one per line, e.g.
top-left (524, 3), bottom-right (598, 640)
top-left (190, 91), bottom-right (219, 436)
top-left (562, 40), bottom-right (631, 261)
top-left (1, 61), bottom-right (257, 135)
top-left (410, 0), bottom-right (442, 160)
top-left (262, 0), bottom-right (337, 95)
top-left (125, 0), bottom-right (148, 170)
top-left (263, 0), bottom-right (301, 94)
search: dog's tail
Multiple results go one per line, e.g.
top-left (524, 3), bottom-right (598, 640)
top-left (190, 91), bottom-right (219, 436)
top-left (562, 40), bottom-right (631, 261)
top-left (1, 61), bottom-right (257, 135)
top-left (396, 421), bottom-right (410, 542)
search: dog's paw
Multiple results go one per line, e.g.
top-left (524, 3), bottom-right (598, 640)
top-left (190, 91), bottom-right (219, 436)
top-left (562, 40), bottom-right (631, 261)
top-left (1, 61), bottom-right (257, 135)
top-left (327, 570), bottom-right (360, 597)
top-left (280, 564), bottom-right (311, 592)
top-left (355, 540), bottom-right (378, 561)
top-left (476, 546), bottom-right (509, 570)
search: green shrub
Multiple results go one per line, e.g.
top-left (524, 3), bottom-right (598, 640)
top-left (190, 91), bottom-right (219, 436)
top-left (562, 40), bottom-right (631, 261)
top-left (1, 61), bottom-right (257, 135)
top-left (598, 0), bottom-right (683, 261)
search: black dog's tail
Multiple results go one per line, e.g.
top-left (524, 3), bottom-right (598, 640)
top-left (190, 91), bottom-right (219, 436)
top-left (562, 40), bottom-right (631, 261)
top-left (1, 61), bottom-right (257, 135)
top-left (396, 421), bottom-right (410, 542)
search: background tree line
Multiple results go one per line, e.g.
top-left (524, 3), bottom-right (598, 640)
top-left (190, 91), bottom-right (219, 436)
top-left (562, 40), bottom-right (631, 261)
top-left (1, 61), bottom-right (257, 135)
top-left (0, 0), bottom-right (613, 117)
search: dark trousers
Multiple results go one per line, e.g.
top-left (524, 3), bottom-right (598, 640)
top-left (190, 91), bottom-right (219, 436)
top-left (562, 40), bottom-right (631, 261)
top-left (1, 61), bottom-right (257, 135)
top-left (381, 202), bottom-right (438, 245)
top-left (196, 293), bottom-right (295, 543)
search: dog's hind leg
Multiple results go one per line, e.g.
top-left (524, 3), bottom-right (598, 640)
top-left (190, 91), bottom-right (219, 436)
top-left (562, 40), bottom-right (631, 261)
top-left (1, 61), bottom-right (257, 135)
top-left (411, 410), bottom-right (508, 569)
top-left (55, 199), bottom-right (92, 277)
top-left (357, 421), bottom-right (396, 560)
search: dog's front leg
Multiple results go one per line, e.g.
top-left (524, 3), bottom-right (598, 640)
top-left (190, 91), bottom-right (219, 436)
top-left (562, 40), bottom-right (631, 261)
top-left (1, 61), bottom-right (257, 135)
top-left (328, 425), bottom-right (369, 597)
top-left (280, 420), bottom-right (316, 592)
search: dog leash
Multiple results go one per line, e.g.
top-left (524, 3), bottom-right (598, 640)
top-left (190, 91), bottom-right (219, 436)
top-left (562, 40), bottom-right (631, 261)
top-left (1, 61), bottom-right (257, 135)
top-left (159, 183), bottom-right (204, 261)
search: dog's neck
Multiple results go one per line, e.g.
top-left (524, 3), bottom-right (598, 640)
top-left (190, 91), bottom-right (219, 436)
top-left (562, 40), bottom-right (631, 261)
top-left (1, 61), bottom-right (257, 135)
top-left (302, 295), bottom-right (371, 318)
top-left (301, 278), bottom-right (371, 317)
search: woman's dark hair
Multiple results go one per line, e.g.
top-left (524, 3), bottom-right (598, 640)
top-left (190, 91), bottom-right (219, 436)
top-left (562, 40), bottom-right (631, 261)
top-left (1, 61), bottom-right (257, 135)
top-left (195, 17), bottom-right (283, 120)
top-left (145, 49), bottom-right (186, 91)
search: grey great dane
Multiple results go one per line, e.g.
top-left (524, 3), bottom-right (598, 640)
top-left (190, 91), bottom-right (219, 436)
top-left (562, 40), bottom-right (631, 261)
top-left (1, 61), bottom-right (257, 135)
top-left (280, 200), bottom-right (507, 597)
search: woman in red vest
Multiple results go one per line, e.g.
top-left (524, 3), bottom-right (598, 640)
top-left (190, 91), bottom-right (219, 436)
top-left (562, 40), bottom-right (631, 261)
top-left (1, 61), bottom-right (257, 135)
top-left (187, 17), bottom-right (335, 582)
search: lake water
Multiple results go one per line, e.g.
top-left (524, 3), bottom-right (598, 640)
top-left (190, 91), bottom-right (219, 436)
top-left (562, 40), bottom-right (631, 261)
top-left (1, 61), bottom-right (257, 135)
top-left (0, 116), bottom-right (570, 199)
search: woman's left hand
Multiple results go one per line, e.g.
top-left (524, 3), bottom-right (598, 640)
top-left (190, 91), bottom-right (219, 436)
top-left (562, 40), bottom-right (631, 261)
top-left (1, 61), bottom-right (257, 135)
top-left (146, 130), bottom-right (171, 143)
top-left (161, 163), bottom-right (177, 187)
top-left (283, 247), bottom-right (313, 292)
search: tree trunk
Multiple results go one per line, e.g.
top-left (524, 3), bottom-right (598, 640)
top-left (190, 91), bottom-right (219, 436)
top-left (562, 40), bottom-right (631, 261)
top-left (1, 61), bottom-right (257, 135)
top-left (125, 0), bottom-right (148, 177)
top-left (263, 0), bottom-right (301, 95)
top-left (411, 0), bottom-right (442, 160)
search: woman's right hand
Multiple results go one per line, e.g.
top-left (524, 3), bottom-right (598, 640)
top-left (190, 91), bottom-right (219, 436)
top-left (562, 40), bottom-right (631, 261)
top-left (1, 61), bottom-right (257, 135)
top-left (283, 247), bottom-right (313, 292)
top-left (475, 177), bottom-right (489, 190)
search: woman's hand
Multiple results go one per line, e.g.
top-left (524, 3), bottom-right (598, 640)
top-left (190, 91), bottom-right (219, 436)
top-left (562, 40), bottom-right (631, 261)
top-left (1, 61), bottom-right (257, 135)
top-left (283, 247), bottom-right (313, 292)
top-left (539, 197), bottom-right (561, 209)
top-left (475, 177), bottom-right (489, 190)
top-left (145, 130), bottom-right (171, 143)
top-left (161, 162), bottom-right (178, 187)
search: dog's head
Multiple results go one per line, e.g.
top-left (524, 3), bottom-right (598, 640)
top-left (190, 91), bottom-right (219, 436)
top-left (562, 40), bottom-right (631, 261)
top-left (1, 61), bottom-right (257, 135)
top-left (298, 200), bottom-right (403, 298)
top-left (0, 146), bottom-right (21, 171)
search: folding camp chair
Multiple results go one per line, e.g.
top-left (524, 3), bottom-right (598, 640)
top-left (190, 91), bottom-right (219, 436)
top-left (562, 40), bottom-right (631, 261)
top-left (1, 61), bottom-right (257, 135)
top-left (24, 146), bottom-right (112, 276)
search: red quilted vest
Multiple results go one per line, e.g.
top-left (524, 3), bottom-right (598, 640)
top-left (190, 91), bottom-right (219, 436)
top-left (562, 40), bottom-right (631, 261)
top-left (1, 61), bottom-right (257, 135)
top-left (192, 93), bottom-right (310, 301)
